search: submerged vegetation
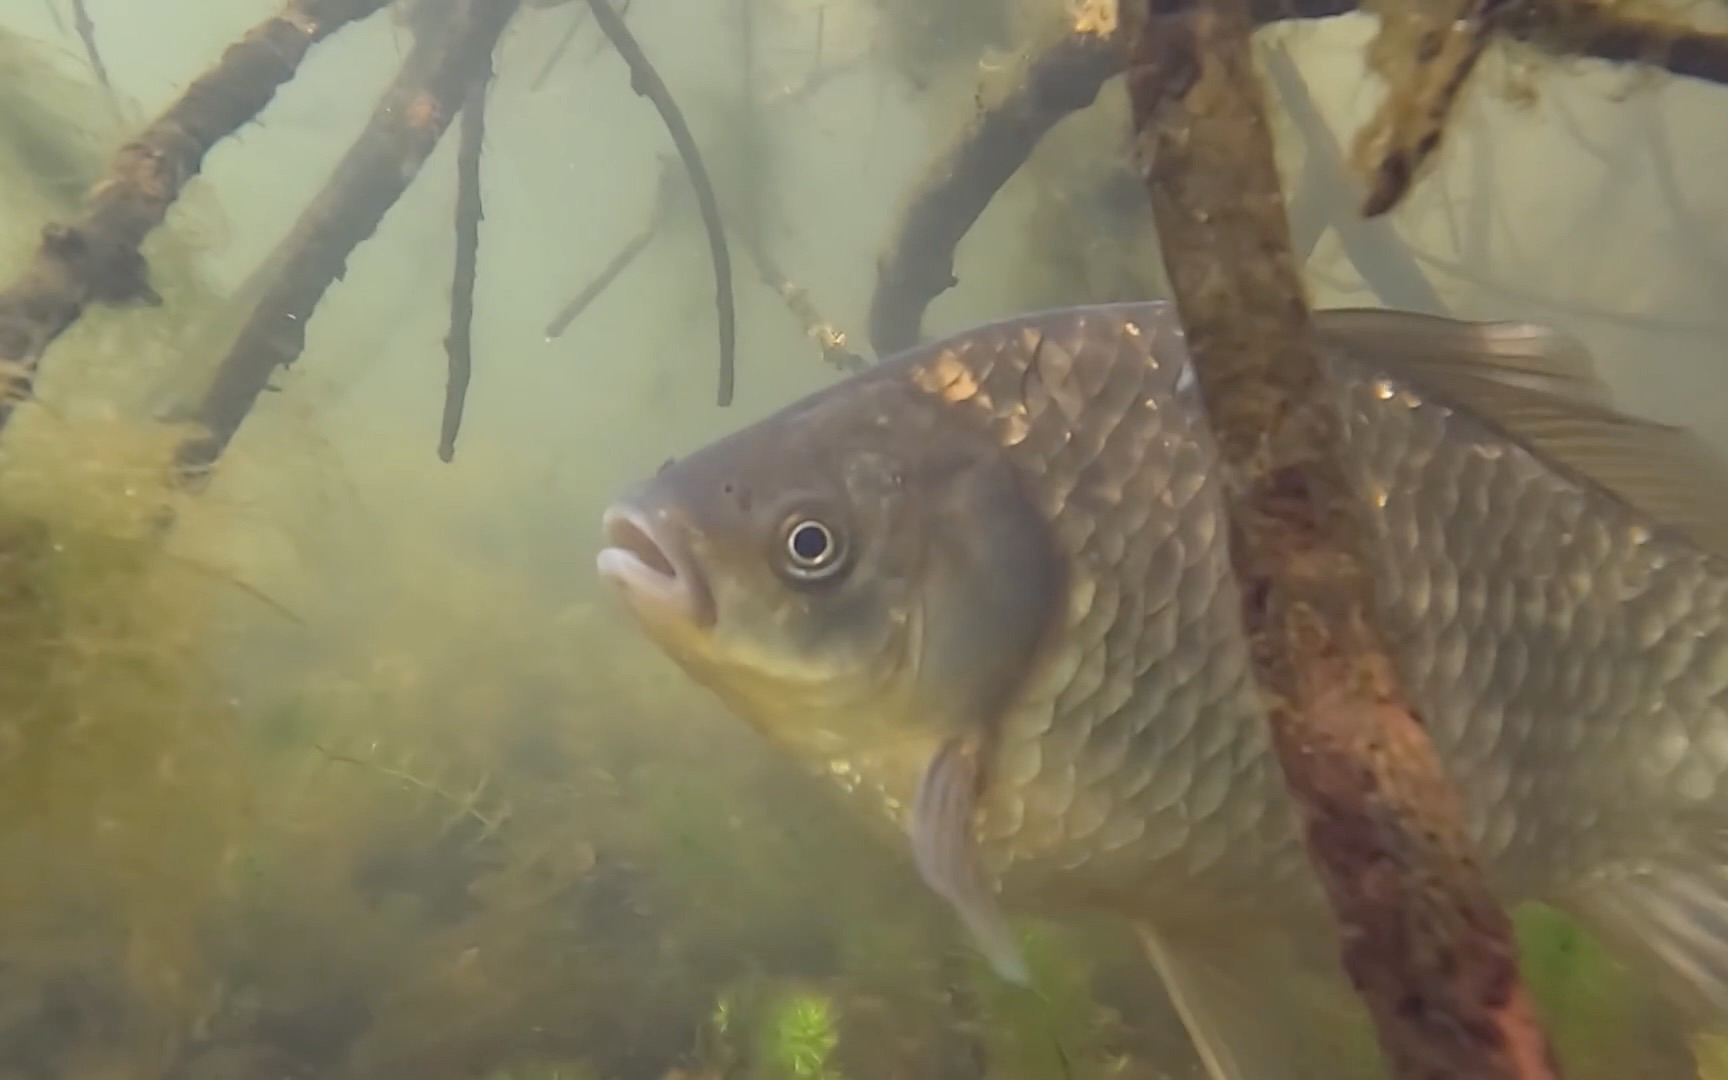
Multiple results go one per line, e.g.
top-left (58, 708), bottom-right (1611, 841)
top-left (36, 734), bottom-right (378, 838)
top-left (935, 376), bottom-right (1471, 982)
top-left (0, 1), bottom-right (1723, 1078)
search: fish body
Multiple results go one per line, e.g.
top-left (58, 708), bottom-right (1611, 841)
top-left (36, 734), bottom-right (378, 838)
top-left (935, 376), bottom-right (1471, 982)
top-left (598, 301), bottom-right (1728, 1078)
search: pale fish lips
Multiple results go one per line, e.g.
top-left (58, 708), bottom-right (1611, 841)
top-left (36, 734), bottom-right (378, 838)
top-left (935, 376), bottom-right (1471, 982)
top-left (596, 505), bottom-right (716, 631)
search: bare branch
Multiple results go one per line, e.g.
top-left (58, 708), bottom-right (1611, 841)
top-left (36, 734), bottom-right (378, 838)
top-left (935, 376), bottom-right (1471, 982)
top-left (584, 0), bottom-right (737, 406)
top-left (172, 0), bottom-right (522, 483)
top-left (0, 0), bottom-right (396, 431)
top-left (438, 50), bottom-right (493, 464)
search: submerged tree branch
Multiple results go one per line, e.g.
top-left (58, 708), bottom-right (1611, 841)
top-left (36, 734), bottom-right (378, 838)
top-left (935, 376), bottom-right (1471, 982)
top-left (173, 0), bottom-right (522, 483)
top-left (1354, 0), bottom-right (1510, 216)
top-left (867, 30), bottom-right (1120, 356)
top-left (584, 0), bottom-right (737, 407)
top-left (0, 0), bottom-right (394, 431)
top-left (1124, 0), bottom-right (1559, 1076)
top-left (543, 217), bottom-right (663, 341)
top-left (70, 0), bottom-right (121, 123)
top-left (869, 0), bottom-right (1728, 353)
top-left (1262, 43), bottom-right (1446, 312)
top-left (545, 153), bottom-right (865, 375)
top-left (438, 50), bottom-right (493, 465)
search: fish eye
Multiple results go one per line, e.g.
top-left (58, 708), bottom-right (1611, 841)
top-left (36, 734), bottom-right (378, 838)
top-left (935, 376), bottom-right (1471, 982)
top-left (780, 516), bottom-right (845, 581)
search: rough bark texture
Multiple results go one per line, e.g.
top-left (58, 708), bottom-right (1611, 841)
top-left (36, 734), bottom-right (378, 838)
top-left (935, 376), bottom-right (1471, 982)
top-left (1124, 0), bottom-right (1563, 1076)
top-left (174, 0), bottom-right (521, 482)
top-left (0, 0), bottom-right (394, 428)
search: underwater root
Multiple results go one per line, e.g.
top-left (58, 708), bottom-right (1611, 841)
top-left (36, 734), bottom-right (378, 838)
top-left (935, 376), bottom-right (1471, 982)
top-left (0, 0), bottom-right (395, 434)
top-left (439, 53), bottom-right (493, 465)
top-left (1122, 0), bottom-right (1562, 1077)
top-left (583, 0), bottom-right (737, 407)
top-left (173, 0), bottom-right (523, 485)
top-left (868, 0), bottom-right (1728, 354)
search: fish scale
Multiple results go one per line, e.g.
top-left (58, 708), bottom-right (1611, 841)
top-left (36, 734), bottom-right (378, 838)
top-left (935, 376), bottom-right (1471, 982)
top-left (599, 300), bottom-right (1728, 1077)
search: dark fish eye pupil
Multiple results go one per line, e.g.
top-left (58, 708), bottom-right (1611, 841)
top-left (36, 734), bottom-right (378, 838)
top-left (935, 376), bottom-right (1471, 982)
top-left (789, 521), bottom-right (832, 564)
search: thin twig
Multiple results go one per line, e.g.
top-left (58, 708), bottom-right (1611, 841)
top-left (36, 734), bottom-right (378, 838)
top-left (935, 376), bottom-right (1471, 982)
top-left (1354, 0), bottom-right (1510, 216)
top-left (530, 5), bottom-right (587, 91)
top-left (545, 155), bottom-right (863, 375)
top-left (1262, 43), bottom-right (1446, 311)
top-left (438, 53), bottom-right (492, 464)
top-left (173, 0), bottom-right (523, 483)
top-left (584, 0), bottom-right (736, 406)
top-left (69, 0), bottom-right (118, 119)
top-left (1123, 0), bottom-right (1560, 1076)
top-left (0, 0), bottom-right (396, 433)
top-left (544, 221), bottom-right (661, 341)
top-left (740, 234), bottom-right (867, 374)
top-left (543, 159), bottom-right (678, 340)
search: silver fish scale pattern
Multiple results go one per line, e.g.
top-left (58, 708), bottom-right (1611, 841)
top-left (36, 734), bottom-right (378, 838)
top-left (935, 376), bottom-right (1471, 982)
top-left (903, 302), bottom-right (1728, 922)
top-left (1325, 356), bottom-right (1728, 896)
top-left (904, 306), bottom-right (1309, 912)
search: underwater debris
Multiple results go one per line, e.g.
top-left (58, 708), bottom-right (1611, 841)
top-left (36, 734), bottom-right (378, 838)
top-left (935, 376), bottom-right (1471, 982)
top-left (583, 0), bottom-right (737, 407)
top-left (1354, 0), bottom-right (1509, 217)
top-left (0, 0), bottom-right (396, 433)
top-left (1261, 42), bottom-right (1447, 314)
top-left (545, 159), bottom-right (681, 342)
top-left (68, 0), bottom-right (121, 123)
top-left (869, 0), bottom-right (1728, 353)
top-left (438, 52), bottom-right (494, 465)
top-left (546, 153), bottom-right (865, 376)
top-left (1122, 0), bottom-right (1559, 1077)
top-left (173, 0), bottom-right (521, 484)
top-left (745, 241), bottom-right (868, 375)
top-left (867, 28), bottom-right (1120, 356)
top-left (544, 219), bottom-right (664, 341)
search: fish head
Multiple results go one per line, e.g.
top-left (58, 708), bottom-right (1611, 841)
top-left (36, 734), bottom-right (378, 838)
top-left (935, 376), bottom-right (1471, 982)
top-left (597, 374), bottom-right (1062, 790)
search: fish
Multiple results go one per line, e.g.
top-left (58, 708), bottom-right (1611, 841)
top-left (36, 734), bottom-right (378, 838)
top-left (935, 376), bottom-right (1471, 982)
top-left (596, 300), bottom-right (1728, 1079)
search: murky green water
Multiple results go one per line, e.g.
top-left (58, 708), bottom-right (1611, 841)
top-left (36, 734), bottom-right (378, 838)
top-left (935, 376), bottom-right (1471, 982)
top-left (0, 2), bottom-right (1725, 1077)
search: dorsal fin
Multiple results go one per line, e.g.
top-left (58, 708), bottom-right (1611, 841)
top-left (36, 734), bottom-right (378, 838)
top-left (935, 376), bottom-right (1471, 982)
top-left (1313, 308), bottom-right (1611, 404)
top-left (1315, 307), bottom-right (1728, 561)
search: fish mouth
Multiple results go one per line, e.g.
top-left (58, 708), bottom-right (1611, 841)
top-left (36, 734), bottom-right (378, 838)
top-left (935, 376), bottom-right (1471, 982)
top-left (596, 505), bottom-right (715, 631)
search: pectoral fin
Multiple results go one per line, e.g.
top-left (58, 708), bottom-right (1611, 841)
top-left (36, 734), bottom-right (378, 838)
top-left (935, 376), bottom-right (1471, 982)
top-left (910, 736), bottom-right (1031, 985)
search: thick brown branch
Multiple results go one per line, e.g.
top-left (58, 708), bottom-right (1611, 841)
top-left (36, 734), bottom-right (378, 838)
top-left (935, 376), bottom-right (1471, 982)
top-left (0, 0), bottom-right (394, 430)
top-left (868, 0), bottom-right (1728, 352)
top-left (173, 0), bottom-right (522, 483)
top-left (438, 50), bottom-right (492, 465)
top-left (1124, 1), bottom-right (1561, 1077)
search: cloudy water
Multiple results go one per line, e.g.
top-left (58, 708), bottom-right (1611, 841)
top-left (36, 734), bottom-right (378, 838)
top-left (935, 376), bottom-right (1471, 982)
top-left (0, 1), bottom-right (1725, 1078)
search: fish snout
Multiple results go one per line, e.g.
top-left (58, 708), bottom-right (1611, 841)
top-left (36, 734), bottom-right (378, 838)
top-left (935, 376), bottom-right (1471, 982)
top-left (597, 504), bottom-right (716, 631)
